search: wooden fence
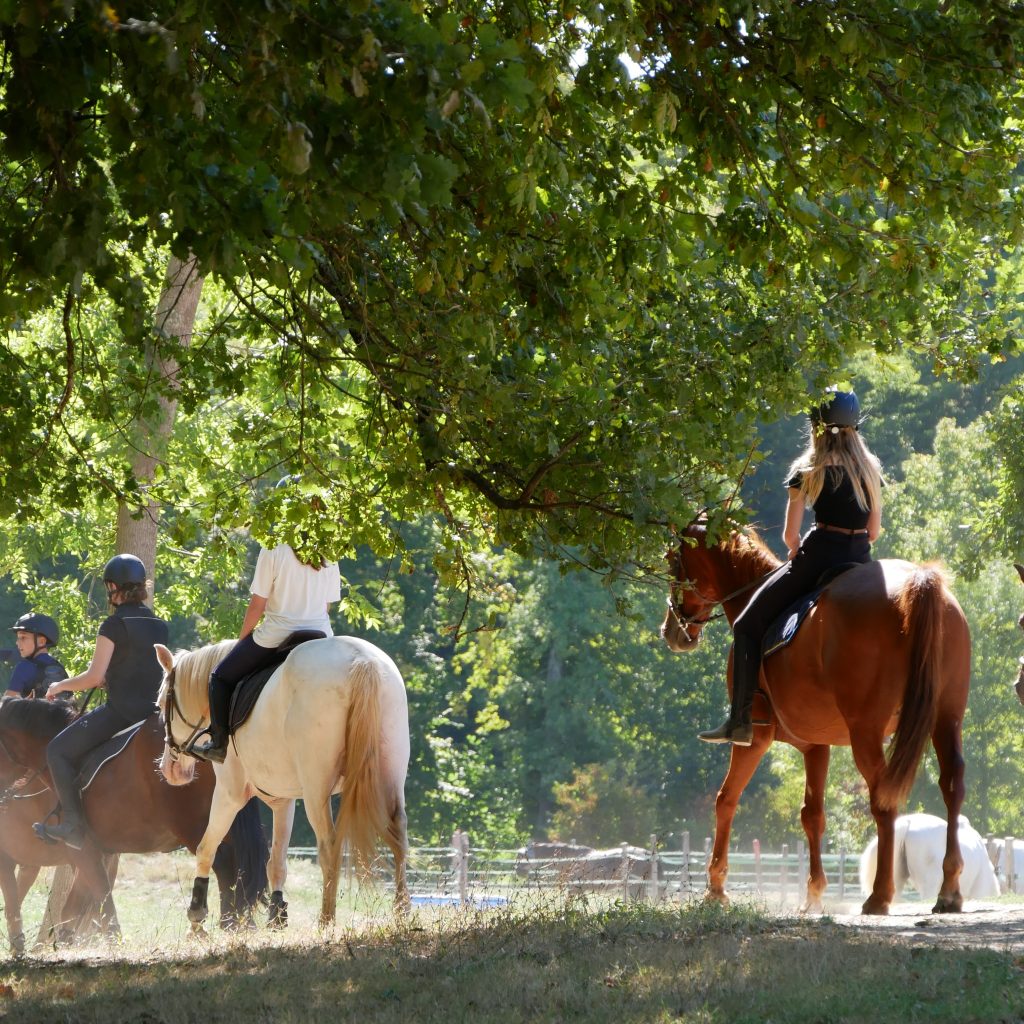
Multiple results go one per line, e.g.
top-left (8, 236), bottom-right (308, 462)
top-left (292, 830), bottom-right (1024, 907)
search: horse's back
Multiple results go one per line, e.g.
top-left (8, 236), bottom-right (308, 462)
top-left (766, 558), bottom-right (969, 744)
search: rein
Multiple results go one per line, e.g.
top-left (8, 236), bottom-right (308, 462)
top-left (0, 729), bottom-right (50, 806)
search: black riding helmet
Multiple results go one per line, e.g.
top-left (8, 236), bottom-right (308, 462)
top-left (810, 388), bottom-right (860, 431)
top-left (103, 553), bottom-right (148, 587)
top-left (10, 613), bottom-right (59, 647)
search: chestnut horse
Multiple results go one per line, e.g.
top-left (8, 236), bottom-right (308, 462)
top-left (0, 698), bottom-right (268, 951)
top-left (661, 524), bottom-right (971, 916)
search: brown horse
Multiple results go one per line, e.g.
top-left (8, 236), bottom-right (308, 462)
top-left (661, 524), bottom-right (971, 916)
top-left (0, 697), bottom-right (267, 952)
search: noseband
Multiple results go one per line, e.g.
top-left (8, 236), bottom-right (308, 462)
top-left (161, 664), bottom-right (207, 760)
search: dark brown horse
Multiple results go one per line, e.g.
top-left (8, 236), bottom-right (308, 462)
top-left (0, 697), bottom-right (267, 951)
top-left (661, 524), bottom-right (971, 916)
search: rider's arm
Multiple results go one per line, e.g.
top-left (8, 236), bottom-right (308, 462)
top-left (783, 488), bottom-right (804, 560)
top-left (46, 635), bottom-right (115, 700)
top-left (239, 594), bottom-right (268, 639)
top-left (867, 496), bottom-right (882, 543)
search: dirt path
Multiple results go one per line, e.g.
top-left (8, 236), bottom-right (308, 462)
top-left (829, 900), bottom-right (1024, 952)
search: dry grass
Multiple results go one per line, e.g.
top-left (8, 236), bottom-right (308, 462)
top-left (1, 855), bottom-right (1023, 1023)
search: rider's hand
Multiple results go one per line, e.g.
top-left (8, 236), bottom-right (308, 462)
top-left (44, 681), bottom-right (63, 701)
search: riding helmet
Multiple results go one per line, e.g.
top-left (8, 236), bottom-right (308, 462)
top-left (102, 553), bottom-right (148, 586)
top-left (10, 613), bottom-right (59, 647)
top-left (810, 388), bottom-right (860, 430)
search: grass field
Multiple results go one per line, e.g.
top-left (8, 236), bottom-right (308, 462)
top-left (3, 854), bottom-right (1024, 1023)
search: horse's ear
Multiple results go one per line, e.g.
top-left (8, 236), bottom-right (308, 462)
top-left (154, 643), bottom-right (174, 672)
top-left (1015, 563), bottom-right (1024, 585)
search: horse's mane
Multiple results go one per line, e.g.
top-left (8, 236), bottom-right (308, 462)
top-left (0, 695), bottom-right (78, 739)
top-left (724, 526), bottom-right (783, 574)
top-left (158, 639), bottom-right (236, 716)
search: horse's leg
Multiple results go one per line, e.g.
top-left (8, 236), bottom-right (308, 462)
top-left (799, 744), bottom-right (830, 915)
top-left (59, 853), bottom-right (112, 944)
top-left (266, 798), bottom-right (296, 929)
top-left (850, 736), bottom-right (896, 915)
top-left (383, 800), bottom-right (409, 915)
top-left (302, 784), bottom-right (342, 928)
top-left (190, 780), bottom-right (247, 933)
top-left (930, 716), bottom-right (966, 913)
top-left (0, 855), bottom-right (28, 955)
top-left (707, 736), bottom-right (772, 903)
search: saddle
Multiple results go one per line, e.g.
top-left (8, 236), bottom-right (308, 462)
top-left (228, 630), bottom-right (326, 734)
top-left (761, 563), bottom-right (861, 659)
top-left (77, 721), bottom-right (144, 793)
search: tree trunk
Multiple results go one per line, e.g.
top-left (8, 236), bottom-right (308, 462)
top-left (115, 253), bottom-right (204, 582)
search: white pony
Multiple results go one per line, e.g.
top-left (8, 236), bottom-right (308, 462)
top-left (860, 813), bottom-right (999, 903)
top-left (156, 636), bottom-right (410, 928)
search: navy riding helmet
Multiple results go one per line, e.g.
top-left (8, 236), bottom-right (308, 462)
top-left (10, 612), bottom-right (59, 647)
top-left (103, 553), bottom-right (148, 587)
top-left (810, 388), bottom-right (860, 431)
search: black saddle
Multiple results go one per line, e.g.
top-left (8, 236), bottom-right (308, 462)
top-left (77, 721), bottom-right (144, 793)
top-left (761, 563), bottom-right (861, 659)
top-left (228, 630), bottom-right (326, 734)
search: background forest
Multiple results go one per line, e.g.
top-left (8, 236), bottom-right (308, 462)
top-left (1, 335), bottom-right (1022, 855)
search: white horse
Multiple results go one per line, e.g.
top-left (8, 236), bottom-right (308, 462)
top-left (860, 813), bottom-right (999, 903)
top-left (156, 636), bottom-right (410, 928)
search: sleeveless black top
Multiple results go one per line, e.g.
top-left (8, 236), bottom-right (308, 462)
top-left (786, 466), bottom-right (871, 531)
top-left (97, 602), bottom-right (170, 722)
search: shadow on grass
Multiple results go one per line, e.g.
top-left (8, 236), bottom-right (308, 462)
top-left (0, 901), bottom-right (1021, 1024)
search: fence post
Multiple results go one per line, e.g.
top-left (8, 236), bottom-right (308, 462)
top-left (780, 844), bottom-right (789, 909)
top-left (680, 831), bottom-right (691, 894)
top-left (451, 829), bottom-right (470, 905)
top-left (797, 840), bottom-right (807, 902)
top-left (987, 833), bottom-right (998, 869)
top-left (647, 834), bottom-right (659, 903)
top-left (704, 836), bottom-right (712, 877)
top-left (1004, 837), bottom-right (1016, 895)
top-left (838, 848), bottom-right (846, 900)
top-left (753, 839), bottom-right (762, 893)
top-left (620, 842), bottom-right (630, 901)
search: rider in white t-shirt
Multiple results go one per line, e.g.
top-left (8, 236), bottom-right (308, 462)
top-left (192, 487), bottom-right (342, 764)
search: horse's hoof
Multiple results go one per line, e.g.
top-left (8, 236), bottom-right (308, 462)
top-left (267, 891), bottom-right (288, 930)
top-left (703, 890), bottom-right (730, 907)
top-left (188, 876), bottom-right (210, 925)
top-left (800, 900), bottom-right (824, 915)
top-left (932, 894), bottom-right (963, 914)
top-left (860, 896), bottom-right (891, 916)
top-left (10, 933), bottom-right (25, 957)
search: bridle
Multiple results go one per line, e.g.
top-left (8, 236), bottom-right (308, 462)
top-left (667, 543), bottom-right (772, 643)
top-left (161, 663), bottom-right (207, 761)
top-left (0, 731), bottom-right (48, 805)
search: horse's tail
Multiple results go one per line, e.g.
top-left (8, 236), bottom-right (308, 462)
top-left (229, 797), bottom-right (269, 909)
top-left (330, 657), bottom-right (391, 876)
top-left (876, 567), bottom-right (947, 810)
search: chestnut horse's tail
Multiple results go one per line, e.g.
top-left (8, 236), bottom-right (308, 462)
top-left (330, 657), bottom-right (391, 875)
top-left (876, 566), bottom-right (947, 810)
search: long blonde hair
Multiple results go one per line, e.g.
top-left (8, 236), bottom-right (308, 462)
top-left (787, 425), bottom-right (883, 513)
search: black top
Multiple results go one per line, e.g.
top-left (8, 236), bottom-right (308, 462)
top-left (98, 602), bottom-right (170, 722)
top-left (786, 466), bottom-right (870, 531)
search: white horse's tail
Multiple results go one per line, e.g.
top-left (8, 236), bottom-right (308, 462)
top-left (330, 657), bottom-right (391, 875)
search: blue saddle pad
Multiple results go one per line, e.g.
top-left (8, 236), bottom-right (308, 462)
top-left (78, 721), bottom-right (144, 793)
top-left (761, 563), bottom-right (860, 659)
top-left (227, 630), bottom-right (326, 734)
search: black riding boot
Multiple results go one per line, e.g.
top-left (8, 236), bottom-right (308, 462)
top-left (190, 672), bottom-right (233, 764)
top-left (698, 635), bottom-right (759, 746)
top-left (33, 761), bottom-right (87, 849)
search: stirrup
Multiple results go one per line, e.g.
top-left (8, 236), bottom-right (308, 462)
top-left (33, 820), bottom-right (86, 850)
top-left (698, 719), bottom-right (753, 746)
top-left (189, 731), bottom-right (228, 764)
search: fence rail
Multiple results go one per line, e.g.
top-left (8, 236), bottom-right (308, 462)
top-left (289, 829), bottom-right (1024, 908)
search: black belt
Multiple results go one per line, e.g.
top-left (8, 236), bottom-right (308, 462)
top-left (815, 523), bottom-right (869, 536)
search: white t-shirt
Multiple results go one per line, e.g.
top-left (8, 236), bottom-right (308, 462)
top-left (249, 544), bottom-right (341, 648)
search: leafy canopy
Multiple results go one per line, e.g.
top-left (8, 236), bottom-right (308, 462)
top-left (2, 2), bottom-right (1023, 579)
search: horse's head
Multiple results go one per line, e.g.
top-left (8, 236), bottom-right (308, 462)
top-left (155, 643), bottom-right (202, 786)
top-left (660, 525), bottom-right (721, 653)
top-left (0, 695), bottom-right (77, 786)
